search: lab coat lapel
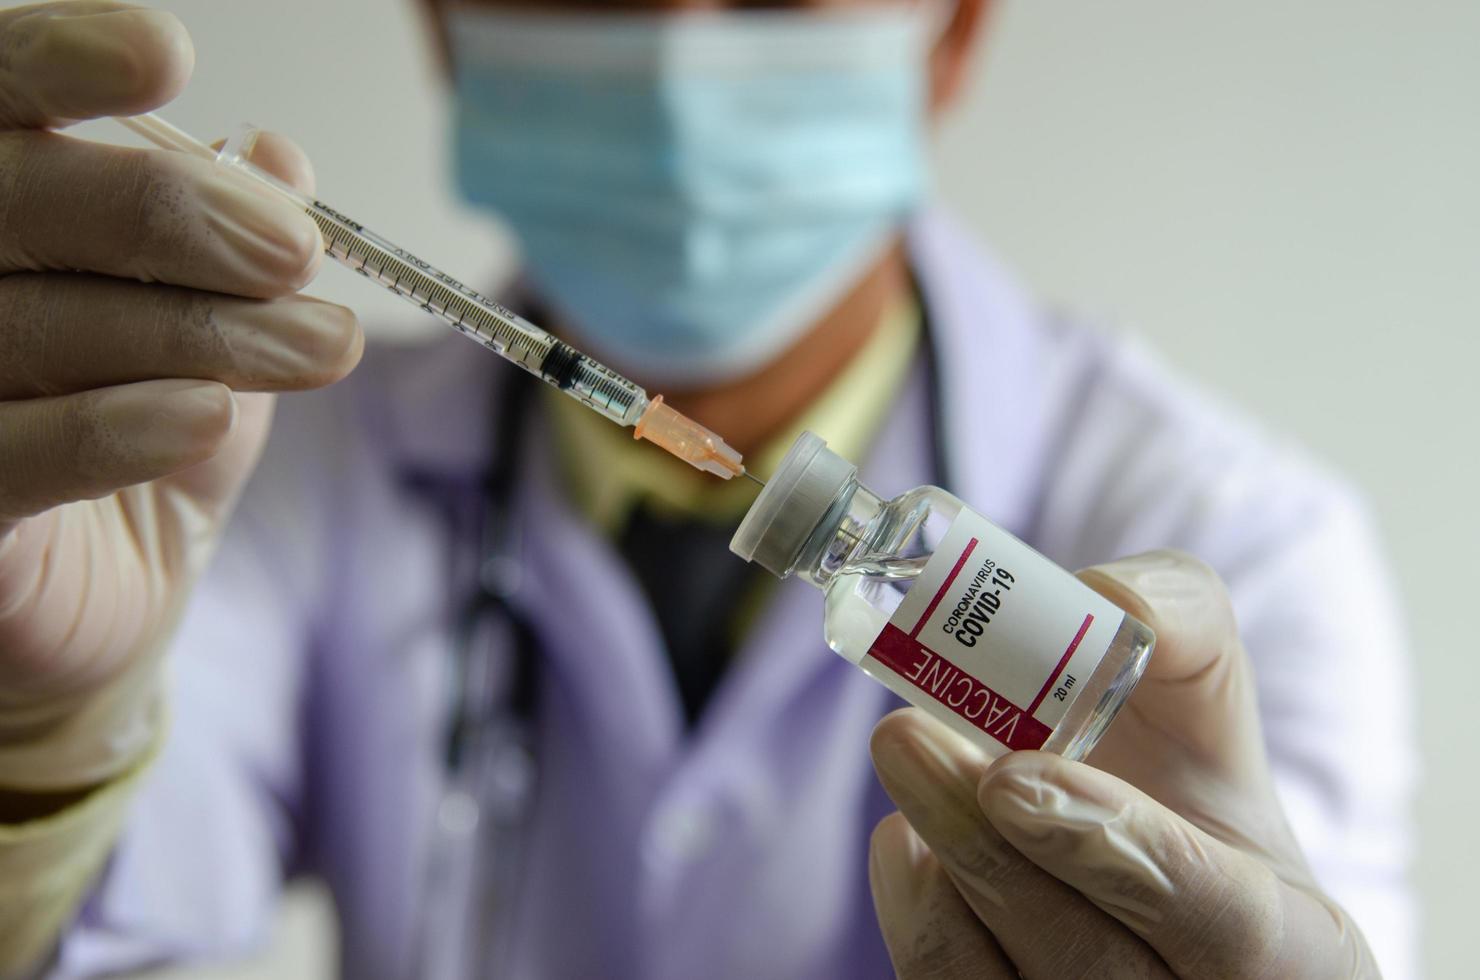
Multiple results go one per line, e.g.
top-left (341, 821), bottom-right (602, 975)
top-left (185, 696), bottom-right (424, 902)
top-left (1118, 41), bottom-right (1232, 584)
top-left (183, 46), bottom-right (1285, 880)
top-left (513, 418), bottom-right (686, 775)
top-left (906, 208), bottom-right (1057, 539)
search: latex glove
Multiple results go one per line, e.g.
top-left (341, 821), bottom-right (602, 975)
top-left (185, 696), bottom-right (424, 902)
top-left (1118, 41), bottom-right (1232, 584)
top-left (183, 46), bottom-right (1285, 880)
top-left (0, 3), bottom-right (361, 797)
top-left (868, 551), bottom-right (1379, 979)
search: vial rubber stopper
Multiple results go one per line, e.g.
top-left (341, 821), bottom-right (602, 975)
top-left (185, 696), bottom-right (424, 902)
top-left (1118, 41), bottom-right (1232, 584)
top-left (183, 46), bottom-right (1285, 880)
top-left (730, 431), bottom-right (856, 577)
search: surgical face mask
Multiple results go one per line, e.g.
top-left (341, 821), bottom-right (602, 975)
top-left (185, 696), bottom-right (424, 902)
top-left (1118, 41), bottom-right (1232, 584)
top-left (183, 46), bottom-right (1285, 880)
top-left (448, 6), bottom-right (933, 385)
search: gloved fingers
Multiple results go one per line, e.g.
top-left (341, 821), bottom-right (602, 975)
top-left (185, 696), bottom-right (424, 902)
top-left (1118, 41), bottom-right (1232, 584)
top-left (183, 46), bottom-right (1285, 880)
top-left (0, 2), bottom-right (193, 129)
top-left (0, 273), bottom-right (361, 399)
top-left (0, 388), bottom-right (275, 685)
top-left (1076, 550), bottom-right (1240, 690)
top-left (870, 812), bottom-right (1018, 980)
top-left (978, 750), bottom-right (1374, 980)
top-left (1075, 550), bottom-right (1263, 778)
top-left (872, 709), bottom-right (1176, 979)
top-left (0, 378), bottom-right (236, 526)
top-left (0, 131), bottom-right (323, 297)
top-left (153, 389), bottom-right (275, 507)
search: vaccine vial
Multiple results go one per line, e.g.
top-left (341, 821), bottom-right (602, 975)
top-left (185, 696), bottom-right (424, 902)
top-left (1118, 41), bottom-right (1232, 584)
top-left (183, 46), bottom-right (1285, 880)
top-left (731, 432), bottom-right (1154, 760)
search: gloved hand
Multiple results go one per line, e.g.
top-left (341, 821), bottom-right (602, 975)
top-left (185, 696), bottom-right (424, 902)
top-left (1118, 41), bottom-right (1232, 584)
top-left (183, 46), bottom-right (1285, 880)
top-left (0, 2), bottom-right (361, 799)
top-left (868, 550), bottom-right (1380, 978)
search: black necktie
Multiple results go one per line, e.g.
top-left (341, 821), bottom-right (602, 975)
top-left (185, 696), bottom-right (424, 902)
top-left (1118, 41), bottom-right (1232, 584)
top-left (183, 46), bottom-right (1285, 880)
top-left (617, 504), bottom-right (769, 727)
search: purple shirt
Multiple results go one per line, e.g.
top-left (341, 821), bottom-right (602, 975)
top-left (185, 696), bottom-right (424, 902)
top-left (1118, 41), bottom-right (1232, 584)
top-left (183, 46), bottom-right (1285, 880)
top-left (55, 212), bottom-right (1416, 979)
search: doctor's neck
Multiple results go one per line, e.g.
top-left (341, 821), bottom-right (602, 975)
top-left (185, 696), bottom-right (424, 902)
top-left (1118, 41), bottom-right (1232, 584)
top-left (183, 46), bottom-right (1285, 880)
top-left (639, 242), bottom-right (911, 460)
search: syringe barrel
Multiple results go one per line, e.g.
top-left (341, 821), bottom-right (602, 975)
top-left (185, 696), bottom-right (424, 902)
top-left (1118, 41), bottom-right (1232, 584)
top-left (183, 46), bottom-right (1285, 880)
top-left (209, 123), bottom-right (650, 428)
top-left (111, 115), bottom-right (746, 472)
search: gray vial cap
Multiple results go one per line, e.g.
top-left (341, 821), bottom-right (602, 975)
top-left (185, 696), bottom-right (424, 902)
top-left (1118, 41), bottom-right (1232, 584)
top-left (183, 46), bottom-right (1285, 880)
top-left (731, 431), bottom-right (857, 578)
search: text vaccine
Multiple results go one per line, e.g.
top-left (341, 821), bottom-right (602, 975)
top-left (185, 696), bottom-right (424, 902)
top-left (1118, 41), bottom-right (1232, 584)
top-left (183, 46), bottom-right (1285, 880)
top-left (731, 432), bottom-right (1154, 759)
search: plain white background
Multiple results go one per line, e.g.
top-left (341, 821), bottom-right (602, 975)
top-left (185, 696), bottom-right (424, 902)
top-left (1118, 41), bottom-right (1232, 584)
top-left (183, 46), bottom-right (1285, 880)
top-left (71, 0), bottom-right (1478, 976)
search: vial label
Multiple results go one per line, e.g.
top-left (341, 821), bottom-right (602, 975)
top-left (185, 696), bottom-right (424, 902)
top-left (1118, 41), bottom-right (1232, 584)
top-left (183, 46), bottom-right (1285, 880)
top-left (864, 508), bottom-right (1125, 751)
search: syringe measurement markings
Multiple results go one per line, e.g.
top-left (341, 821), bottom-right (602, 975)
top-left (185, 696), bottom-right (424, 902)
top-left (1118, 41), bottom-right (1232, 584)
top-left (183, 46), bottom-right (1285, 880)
top-left (306, 208), bottom-right (557, 367)
top-left (585, 375), bottom-right (636, 414)
top-left (304, 208), bottom-right (641, 422)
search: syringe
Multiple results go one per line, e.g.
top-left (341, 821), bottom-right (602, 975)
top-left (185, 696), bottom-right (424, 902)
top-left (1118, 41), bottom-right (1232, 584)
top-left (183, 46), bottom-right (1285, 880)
top-left (113, 113), bottom-right (753, 482)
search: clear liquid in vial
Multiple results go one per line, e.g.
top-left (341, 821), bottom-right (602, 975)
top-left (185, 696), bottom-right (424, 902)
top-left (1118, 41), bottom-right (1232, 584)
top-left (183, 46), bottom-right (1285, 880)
top-left (811, 486), bottom-right (1152, 761)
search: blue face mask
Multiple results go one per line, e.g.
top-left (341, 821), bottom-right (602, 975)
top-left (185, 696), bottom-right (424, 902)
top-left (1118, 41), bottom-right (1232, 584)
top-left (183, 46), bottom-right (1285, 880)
top-left (448, 7), bottom-right (932, 384)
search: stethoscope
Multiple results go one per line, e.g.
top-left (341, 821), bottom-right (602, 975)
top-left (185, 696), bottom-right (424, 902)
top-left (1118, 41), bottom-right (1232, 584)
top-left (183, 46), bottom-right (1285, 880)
top-left (413, 369), bottom-right (544, 980)
top-left (413, 293), bottom-right (954, 979)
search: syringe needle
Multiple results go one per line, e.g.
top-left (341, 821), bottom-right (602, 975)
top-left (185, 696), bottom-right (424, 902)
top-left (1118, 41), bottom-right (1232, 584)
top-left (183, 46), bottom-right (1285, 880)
top-left (741, 470), bottom-right (765, 488)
